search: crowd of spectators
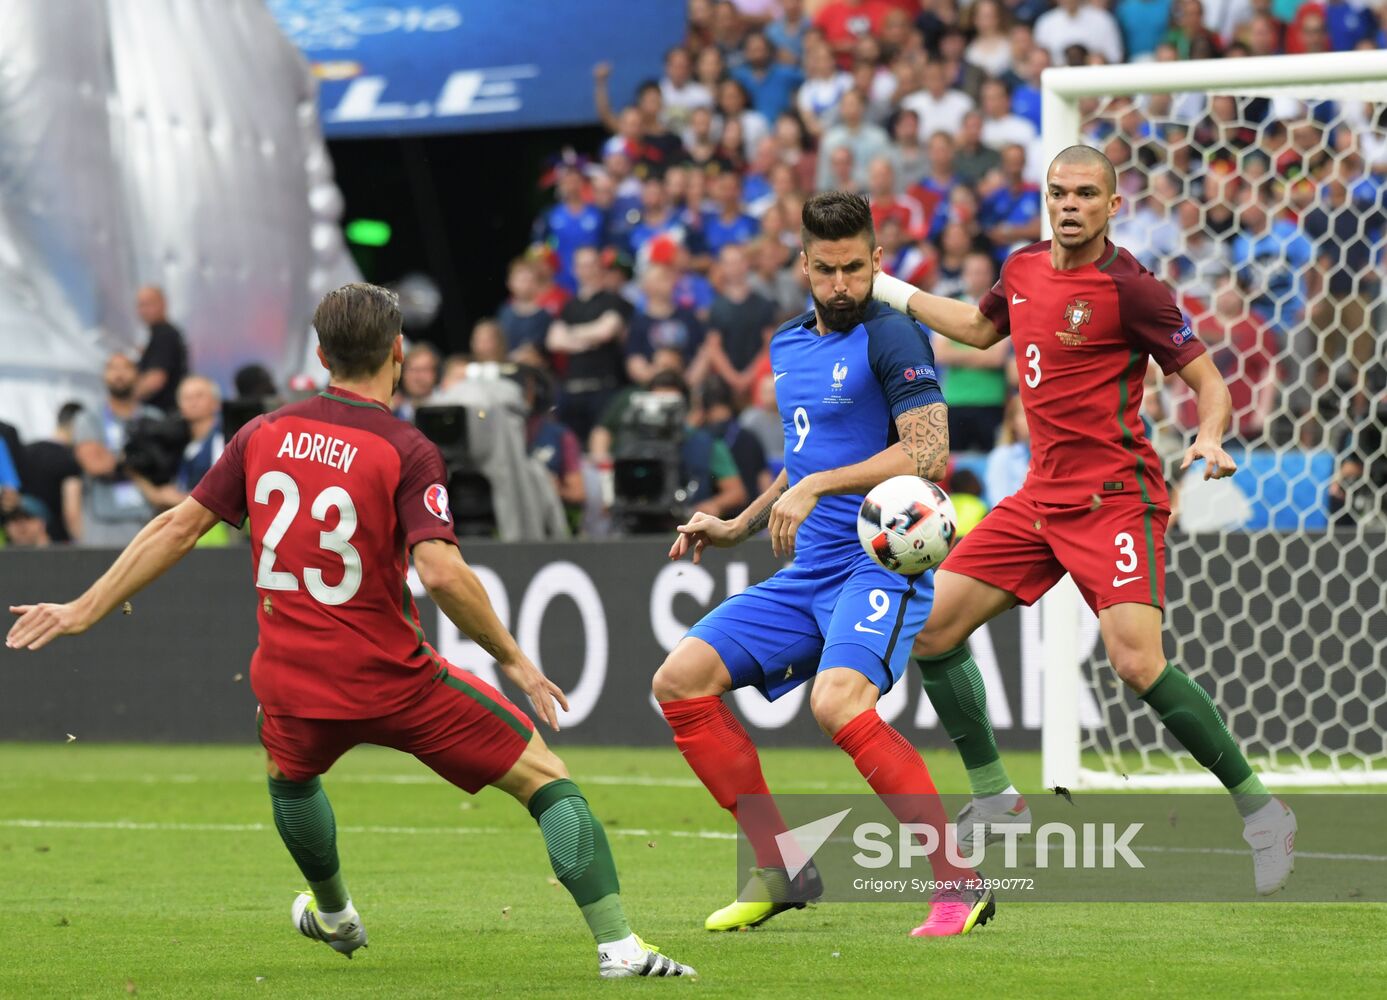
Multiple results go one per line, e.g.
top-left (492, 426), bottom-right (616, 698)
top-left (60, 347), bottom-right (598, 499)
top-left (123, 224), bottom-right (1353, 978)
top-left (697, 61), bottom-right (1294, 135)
top-left (0, 288), bottom-right (319, 549)
top-left (0, 287), bottom-right (223, 549)
top-left (505, 0), bottom-right (1386, 530)
top-left (4, 0), bottom-right (1385, 545)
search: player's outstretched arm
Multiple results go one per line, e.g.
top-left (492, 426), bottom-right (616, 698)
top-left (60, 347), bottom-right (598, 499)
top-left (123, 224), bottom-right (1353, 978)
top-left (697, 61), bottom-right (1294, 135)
top-left (413, 539), bottom-right (570, 731)
top-left (873, 272), bottom-right (1003, 349)
top-left (670, 467), bottom-right (788, 564)
top-left (6, 498), bottom-right (219, 651)
top-left (767, 405), bottom-right (948, 559)
top-left (1174, 353), bottom-right (1238, 481)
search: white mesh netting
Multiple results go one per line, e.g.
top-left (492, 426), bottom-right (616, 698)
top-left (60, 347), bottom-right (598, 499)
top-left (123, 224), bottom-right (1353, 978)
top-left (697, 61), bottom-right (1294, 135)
top-left (1071, 87), bottom-right (1387, 785)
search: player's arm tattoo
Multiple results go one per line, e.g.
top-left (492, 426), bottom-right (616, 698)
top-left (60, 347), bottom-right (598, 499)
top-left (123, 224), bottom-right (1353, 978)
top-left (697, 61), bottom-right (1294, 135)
top-left (740, 483), bottom-right (787, 540)
top-left (896, 403), bottom-right (950, 482)
top-left (473, 631), bottom-right (508, 662)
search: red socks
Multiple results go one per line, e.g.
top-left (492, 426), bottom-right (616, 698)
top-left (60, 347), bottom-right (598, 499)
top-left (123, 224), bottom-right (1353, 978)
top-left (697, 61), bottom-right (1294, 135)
top-left (660, 698), bottom-right (970, 882)
top-left (659, 696), bottom-right (788, 867)
top-left (833, 708), bottom-right (971, 883)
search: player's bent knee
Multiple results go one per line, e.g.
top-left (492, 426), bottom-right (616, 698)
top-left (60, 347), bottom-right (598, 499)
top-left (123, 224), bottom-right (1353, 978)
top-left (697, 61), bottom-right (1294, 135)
top-left (495, 733), bottom-right (570, 805)
top-left (652, 637), bottom-right (732, 703)
top-left (1109, 649), bottom-right (1164, 691)
top-left (264, 753), bottom-right (286, 781)
top-left (810, 669), bottom-right (877, 737)
top-left (912, 624), bottom-right (963, 660)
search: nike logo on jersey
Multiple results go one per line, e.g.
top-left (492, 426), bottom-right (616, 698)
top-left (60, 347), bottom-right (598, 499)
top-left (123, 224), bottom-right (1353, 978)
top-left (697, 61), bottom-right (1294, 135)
top-left (1112, 575), bottom-right (1142, 588)
top-left (774, 370), bottom-right (789, 382)
top-left (854, 622), bottom-right (884, 635)
top-left (1012, 294), bottom-right (1027, 305)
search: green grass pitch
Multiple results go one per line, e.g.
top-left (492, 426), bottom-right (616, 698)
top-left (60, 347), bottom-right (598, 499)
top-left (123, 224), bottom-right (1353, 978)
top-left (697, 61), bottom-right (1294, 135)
top-left (2, 742), bottom-right (1382, 998)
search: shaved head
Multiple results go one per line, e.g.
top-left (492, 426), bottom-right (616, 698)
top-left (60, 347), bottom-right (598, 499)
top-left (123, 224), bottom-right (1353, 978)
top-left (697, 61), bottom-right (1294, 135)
top-left (1049, 145), bottom-right (1117, 195)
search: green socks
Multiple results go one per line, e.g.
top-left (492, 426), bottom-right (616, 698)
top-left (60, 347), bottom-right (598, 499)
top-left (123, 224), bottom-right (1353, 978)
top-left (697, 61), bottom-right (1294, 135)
top-left (1140, 663), bottom-right (1271, 817)
top-left (916, 647), bottom-right (1013, 797)
top-left (268, 775), bottom-right (349, 912)
top-left (267, 773), bottom-right (632, 939)
top-left (528, 778), bottom-right (630, 944)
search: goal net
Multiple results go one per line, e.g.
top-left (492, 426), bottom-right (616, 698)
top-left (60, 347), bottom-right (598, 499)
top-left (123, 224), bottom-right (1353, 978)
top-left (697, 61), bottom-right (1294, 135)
top-left (1038, 52), bottom-right (1387, 789)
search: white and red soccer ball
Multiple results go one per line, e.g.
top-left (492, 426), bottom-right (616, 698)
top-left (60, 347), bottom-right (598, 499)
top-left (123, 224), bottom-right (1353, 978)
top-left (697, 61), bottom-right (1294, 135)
top-left (857, 476), bottom-right (958, 575)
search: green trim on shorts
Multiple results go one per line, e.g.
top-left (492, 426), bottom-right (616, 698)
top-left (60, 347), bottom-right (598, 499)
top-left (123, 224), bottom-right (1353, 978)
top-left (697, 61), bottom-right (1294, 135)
top-left (1115, 349), bottom-right (1163, 608)
top-left (441, 672), bottom-right (533, 740)
top-left (1141, 503), bottom-right (1159, 607)
top-left (399, 577), bottom-right (444, 671)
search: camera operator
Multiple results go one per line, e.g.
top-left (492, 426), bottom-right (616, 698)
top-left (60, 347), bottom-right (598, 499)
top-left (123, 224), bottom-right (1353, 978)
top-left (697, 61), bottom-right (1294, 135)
top-left (129, 375), bottom-right (225, 512)
top-left (629, 370), bottom-right (746, 522)
top-left (1329, 389), bottom-right (1387, 529)
top-left (71, 352), bottom-right (163, 546)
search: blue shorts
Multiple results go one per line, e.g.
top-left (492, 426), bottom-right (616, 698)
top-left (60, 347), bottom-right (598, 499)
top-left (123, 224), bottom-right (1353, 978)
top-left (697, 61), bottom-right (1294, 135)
top-left (687, 552), bottom-right (934, 701)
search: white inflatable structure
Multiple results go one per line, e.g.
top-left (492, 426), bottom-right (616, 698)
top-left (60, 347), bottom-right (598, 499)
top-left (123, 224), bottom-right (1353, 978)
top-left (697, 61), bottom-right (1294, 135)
top-left (0, 0), bottom-right (358, 439)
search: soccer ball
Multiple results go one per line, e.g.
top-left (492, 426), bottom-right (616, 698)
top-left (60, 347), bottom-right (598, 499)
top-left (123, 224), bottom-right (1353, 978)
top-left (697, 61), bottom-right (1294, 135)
top-left (857, 476), bottom-right (957, 575)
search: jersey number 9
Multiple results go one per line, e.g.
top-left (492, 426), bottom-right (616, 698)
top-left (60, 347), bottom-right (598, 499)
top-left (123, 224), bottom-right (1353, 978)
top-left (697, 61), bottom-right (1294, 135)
top-left (792, 406), bottom-right (811, 453)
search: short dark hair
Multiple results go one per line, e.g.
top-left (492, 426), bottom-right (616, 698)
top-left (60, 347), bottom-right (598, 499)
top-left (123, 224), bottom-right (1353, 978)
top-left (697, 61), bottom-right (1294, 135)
top-left (696, 376), bottom-right (735, 413)
top-left (57, 401), bottom-right (84, 429)
top-left (1049, 144), bottom-right (1118, 196)
top-left (233, 363), bottom-right (277, 400)
top-left (313, 283), bottom-right (401, 379)
top-left (648, 369), bottom-right (689, 402)
top-left (801, 190), bottom-right (875, 248)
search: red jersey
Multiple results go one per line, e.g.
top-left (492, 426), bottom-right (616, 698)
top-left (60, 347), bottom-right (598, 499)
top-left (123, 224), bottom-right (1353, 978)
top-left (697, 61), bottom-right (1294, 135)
top-left (1173, 295), bottom-right (1275, 439)
top-left (815, 1), bottom-right (894, 52)
top-left (192, 387), bottom-right (457, 719)
top-left (978, 240), bottom-right (1206, 508)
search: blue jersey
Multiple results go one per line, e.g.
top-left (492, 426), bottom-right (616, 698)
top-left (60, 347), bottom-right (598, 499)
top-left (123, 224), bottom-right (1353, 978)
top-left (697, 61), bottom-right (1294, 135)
top-left (701, 211), bottom-right (760, 255)
top-left (534, 203), bottom-right (603, 290)
top-left (770, 300), bottom-right (944, 566)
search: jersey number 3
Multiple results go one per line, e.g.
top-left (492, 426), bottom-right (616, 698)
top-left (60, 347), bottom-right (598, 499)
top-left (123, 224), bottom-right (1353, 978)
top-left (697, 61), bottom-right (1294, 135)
top-left (1024, 343), bottom-right (1042, 388)
top-left (254, 471), bottom-right (362, 606)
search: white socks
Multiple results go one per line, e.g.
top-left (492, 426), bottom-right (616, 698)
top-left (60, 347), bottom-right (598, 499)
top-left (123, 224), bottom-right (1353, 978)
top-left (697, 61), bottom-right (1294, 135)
top-left (976, 786), bottom-right (1023, 809)
top-left (317, 902), bottom-right (355, 930)
top-left (1242, 797), bottom-right (1283, 827)
top-left (598, 932), bottom-right (645, 963)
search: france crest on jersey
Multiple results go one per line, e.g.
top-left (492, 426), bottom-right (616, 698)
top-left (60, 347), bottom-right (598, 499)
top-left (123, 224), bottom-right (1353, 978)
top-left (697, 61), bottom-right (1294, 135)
top-left (686, 300), bottom-right (945, 700)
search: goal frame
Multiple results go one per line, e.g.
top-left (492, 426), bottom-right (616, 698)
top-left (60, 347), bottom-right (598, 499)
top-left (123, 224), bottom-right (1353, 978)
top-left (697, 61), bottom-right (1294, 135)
top-left (1037, 50), bottom-right (1387, 790)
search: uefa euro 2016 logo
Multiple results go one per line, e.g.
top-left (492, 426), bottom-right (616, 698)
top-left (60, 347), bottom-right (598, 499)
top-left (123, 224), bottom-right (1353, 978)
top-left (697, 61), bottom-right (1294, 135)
top-left (424, 483), bottom-right (451, 522)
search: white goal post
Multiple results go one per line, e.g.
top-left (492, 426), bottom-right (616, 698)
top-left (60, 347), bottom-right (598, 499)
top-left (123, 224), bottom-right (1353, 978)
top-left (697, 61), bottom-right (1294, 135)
top-left (1038, 51), bottom-right (1387, 790)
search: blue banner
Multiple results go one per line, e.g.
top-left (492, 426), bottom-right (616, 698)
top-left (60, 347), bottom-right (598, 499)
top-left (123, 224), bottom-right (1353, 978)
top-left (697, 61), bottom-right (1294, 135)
top-left (268, 1), bottom-right (686, 138)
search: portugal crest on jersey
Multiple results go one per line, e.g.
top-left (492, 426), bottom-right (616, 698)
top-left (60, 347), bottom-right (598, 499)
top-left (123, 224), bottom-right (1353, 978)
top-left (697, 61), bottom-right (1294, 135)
top-left (424, 483), bottom-right (451, 522)
top-left (1057, 298), bottom-right (1092, 346)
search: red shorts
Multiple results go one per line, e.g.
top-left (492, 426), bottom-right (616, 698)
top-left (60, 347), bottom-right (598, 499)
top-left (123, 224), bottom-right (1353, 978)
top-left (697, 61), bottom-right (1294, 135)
top-left (943, 490), bottom-right (1169, 613)
top-left (257, 664), bottom-right (534, 792)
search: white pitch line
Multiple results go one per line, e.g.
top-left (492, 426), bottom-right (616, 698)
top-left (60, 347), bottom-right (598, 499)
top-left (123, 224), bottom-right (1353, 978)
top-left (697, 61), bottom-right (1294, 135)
top-left (40, 772), bottom-right (865, 791)
top-left (3, 818), bottom-right (1381, 859)
top-left (1137, 844), bottom-right (1387, 863)
top-left (0, 818), bottom-right (736, 841)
